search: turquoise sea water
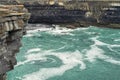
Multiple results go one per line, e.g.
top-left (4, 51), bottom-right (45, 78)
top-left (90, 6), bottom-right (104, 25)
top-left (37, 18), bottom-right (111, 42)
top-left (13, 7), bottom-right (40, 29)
top-left (7, 25), bottom-right (120, 80)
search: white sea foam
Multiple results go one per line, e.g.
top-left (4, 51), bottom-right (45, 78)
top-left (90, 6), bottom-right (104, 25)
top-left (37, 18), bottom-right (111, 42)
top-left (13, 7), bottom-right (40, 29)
top-left (24, 30), bottom-right (39, 37)
top-left (110, 44), bottom-right (120, 47)
top-left (27, 48), bottom-right (41, 53)
top-left (25, 25), bottom-right (89, 37)
top-left (53, 46), bottom-right (66, 51)
top-left (114, 39), bottom-right (120, 41)
top-left (104, 58), bottom-right (120, 65)
top-left (25, 26), bottom-right (75, 38)
top-left (24, 32), bottom-right (42, 37)
top-left (24, 34), bottom-right (34, 37)
top-left (91, 36), bottom-right (120, 48)
top-left (16, 53), bottom-right (47, 67)
top-left (27, 27), bottom-right (53, 33)
top-left (47, 27), bottom-right (74, 35)
top-left (22, 65), bottom-right (75, 80)
top-left (91, 37), bottom-right (108, 46)
top-left (85, 45), bottom-right (120, 65)
top-left (107, 44), bottom-right (120, 53)
top-left (16, 48), bottom-right (44, 67)
top-left (18, 45), bottom-right (120, 80)
top-left (24, 28), bottom-right (52, 38)
top-left (19, 50), bottom-right (86, 80)
top-left (85, 45), bottom-right (104, 62)
top-left (75, 27), bottom-right (89, 31)
top-left (27, 29), bottom-right (39, 34)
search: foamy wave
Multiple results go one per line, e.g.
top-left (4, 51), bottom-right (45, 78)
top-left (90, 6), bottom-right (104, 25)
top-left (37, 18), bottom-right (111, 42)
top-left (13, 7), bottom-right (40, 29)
top-left (22, 65), bottom-right (74, 80)
top-left (16, 53), bottom-right (47, 67)
top-left (20, 50), bottom-right (86, 80)
top-left (24, 30), bottom-right (40, 37)
top-left (75, 27), bottom-right (89, 31)
top-left (110, 44), bottom-right (120, 47)
top-left (27, 48), bottom-right (41, 53)
top-left (91, 37), bottom-right (109, 46)
top-left (107, 44), bottom-right (120, 53)
top-left (27, 27), bottom-right (53, 33)
top-left (85, 45), bottom-right (120, 65)
top-left (104, 58), bottom-right (120, 65)
top-left (24, 34), bottom-right (34, 37)
top-left (85, 45), bottom-right (104, 62)
top-left (47, 27), bottom-right (74, 35)
top-left (114, 39), bottom-right (120, 41)
top-left (25, 26), bottom-right (75, 38)
top-left (16, 48), bottom-right (45, 67)
top-left (27, 29), bottom-right (39, 34)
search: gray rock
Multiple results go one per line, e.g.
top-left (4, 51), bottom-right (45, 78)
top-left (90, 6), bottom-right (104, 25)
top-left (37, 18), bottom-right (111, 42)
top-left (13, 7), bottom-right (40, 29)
top-left (0, 3), bottom-right (30, 80)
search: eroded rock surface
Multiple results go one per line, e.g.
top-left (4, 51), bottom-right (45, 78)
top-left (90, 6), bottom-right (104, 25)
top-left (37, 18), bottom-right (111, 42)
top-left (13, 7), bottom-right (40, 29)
top-left (23, 0), bottom-right (120, 28)
top-left (0, 3), bottom-right (30, 80)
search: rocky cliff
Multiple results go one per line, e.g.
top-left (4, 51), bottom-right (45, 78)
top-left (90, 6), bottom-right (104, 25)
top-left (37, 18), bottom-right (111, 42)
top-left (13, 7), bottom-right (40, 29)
top-left (0, 4), bottom-right (30, 80)
top-left (23, 1), bottom-right (120, 28)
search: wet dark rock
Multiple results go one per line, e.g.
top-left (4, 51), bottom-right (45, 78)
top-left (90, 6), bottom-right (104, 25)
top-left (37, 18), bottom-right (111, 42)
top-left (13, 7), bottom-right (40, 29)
top-left (23, 1), bottom-right (120, 28)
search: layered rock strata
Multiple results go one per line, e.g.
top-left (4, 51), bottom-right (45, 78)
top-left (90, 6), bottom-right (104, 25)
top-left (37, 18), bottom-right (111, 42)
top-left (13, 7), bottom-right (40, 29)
top-left (23, 1), bottom-right (120, 28)
top-left (0, 4), bottom-right (30, 80)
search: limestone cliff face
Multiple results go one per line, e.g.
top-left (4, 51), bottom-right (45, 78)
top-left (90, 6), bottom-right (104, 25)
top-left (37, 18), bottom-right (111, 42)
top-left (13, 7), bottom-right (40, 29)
top-left (24, 1), bottom-right (120, 28)
top-left (0, 4), bottom-right (30, 80)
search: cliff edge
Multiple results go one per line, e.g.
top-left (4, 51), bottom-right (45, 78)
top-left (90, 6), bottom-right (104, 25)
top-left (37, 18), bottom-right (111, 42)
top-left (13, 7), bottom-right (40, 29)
top-left (0, 2), bottom-right (30, 80)
top-left (23, 0), bottom-right (120, 28)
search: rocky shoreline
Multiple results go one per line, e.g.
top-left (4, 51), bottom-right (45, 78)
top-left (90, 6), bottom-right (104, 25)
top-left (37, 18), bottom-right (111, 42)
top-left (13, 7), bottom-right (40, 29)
top-left (24, 1), bottom-right (120, 28)
top-left (0, 4), bottom-right (30, 80)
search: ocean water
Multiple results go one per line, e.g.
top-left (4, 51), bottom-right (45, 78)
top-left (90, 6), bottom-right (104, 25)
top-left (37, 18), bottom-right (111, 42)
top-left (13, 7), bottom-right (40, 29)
top-left (7, 25), bottom-right (120, 80)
